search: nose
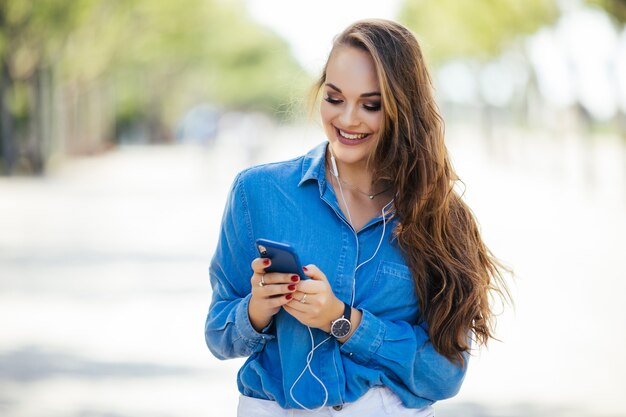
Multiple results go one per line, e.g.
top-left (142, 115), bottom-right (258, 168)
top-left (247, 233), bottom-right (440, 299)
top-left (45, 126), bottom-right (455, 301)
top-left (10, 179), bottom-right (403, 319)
top-left (339, 103), bottom-right (359, 127)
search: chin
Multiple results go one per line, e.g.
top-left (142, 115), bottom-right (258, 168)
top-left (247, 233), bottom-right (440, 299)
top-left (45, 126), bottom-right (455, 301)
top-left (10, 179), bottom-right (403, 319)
top-left (328, 140), bottom-right (376, 167)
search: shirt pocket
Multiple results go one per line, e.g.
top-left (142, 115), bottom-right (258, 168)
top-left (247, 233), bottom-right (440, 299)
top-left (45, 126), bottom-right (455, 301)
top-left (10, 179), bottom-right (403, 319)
top-left (364, 261), bottom-right (419, 320)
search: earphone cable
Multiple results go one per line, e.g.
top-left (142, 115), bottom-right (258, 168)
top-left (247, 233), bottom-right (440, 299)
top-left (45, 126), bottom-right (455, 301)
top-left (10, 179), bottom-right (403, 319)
top-left (289, 146), bottom-right (392, 409)
top-left (352, 198), bottom-right (393, 306)
top-left (288, 327), bottom-right (331, 410)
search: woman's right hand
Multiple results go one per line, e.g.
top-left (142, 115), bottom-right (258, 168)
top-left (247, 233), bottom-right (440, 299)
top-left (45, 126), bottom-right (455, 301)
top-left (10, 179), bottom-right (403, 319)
top-left (248, 258), bottom-right (300, 332)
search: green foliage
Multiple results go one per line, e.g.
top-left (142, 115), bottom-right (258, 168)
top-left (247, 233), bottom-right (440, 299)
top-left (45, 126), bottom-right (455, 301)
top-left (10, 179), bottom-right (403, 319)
top-left (398, 0), bottom-right (560, 65)
top-left (0, 0), bottom-right (307, 134)
top-left (586, 0), bottom-right (626, 23)
top-left (208, 14), bottom-right (310, 112)
top-left (1, 0), bottom-right (93, 75)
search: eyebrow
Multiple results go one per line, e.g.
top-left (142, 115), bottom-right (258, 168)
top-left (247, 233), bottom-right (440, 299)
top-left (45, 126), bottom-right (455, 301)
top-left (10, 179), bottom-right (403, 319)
top-left (325, 83), bottom-right (381, 98)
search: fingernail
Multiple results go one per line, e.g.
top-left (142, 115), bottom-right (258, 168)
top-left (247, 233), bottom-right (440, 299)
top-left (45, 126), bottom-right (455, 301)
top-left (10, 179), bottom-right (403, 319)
top-left (286, 294), bottom-right (293, 300)
top-left (302, 266), bottom-right (308, 272)
top-left (288, 284), bottom-right (296, 291)
top-left (263, 259), bottom-right (270, 266)
top-left (291, 275), bottom-right (299, 282)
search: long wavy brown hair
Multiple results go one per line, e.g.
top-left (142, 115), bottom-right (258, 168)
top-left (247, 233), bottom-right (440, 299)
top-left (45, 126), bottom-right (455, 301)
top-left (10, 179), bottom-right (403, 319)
top-left (312, 19), bottom-right (510, 365)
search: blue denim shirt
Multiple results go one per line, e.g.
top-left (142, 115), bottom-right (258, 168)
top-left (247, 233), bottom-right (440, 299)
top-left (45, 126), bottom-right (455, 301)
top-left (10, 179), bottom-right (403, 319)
top-left (205, 142), bottom-right (467, 409)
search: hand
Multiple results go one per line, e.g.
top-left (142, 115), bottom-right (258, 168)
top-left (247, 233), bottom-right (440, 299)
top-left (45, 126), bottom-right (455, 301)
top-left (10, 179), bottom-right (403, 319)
top-left (283, 264), bottom-right (345, 333)
top-left (248, 258), bottom-right (299, 332)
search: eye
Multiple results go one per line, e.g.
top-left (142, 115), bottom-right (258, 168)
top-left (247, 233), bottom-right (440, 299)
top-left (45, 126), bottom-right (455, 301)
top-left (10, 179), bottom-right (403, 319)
top-left (363, 103), bottom-right (381, 112)
top-left (324, 96), bottom-right (342, 105)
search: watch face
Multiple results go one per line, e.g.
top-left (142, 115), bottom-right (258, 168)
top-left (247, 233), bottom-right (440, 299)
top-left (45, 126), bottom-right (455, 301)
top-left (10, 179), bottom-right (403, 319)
top-left (331, 318), bottom-right (351, 338)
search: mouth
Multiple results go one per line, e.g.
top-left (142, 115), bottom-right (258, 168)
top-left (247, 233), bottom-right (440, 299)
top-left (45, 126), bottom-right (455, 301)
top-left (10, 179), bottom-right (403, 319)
top-left (334, 126), bottom-right (372, 145)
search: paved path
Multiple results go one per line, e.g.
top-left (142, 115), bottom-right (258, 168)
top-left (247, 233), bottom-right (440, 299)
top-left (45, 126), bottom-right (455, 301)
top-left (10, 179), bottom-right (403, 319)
top-left (1, 122), bottom-right (625, 416)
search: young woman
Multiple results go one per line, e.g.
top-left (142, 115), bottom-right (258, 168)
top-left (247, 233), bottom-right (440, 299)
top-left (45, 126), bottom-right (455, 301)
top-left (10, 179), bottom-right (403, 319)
top-left (205, 19), bottom-right (508, 416)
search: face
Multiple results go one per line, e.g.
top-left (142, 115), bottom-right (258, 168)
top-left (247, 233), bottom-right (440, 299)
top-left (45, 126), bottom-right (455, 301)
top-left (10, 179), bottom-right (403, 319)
top-left (320, 46), bottom-right (383, 171)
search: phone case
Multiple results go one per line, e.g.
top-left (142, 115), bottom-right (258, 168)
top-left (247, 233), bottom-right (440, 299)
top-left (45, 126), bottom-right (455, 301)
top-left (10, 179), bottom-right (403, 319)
top-left (255, 238), bottom-right (306, 279)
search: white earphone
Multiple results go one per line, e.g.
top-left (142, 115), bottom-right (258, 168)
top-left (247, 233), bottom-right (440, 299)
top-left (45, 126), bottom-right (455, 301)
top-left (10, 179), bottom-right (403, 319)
top-left (289, 143), bottom-right (393, 410)
top-left (330, 149), bottom-right (340, 178)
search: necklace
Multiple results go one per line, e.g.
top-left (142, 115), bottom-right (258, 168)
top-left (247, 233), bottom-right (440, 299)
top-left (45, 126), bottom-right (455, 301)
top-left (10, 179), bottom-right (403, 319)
top-left (329, 171), bottom-right (392, 199)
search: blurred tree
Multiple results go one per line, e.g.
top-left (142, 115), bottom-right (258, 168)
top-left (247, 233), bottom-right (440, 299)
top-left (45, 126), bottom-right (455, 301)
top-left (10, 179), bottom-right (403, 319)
top-left (587, 0), bottom-right (626, 23)
top-left (398, 0), bottom-right (560, 146)
top-left (398, 0), bottom-right (559, 65)
top-left (0, 0), bottom-right (306, 175)
top-left (0, 0), bottom-right (96, 173)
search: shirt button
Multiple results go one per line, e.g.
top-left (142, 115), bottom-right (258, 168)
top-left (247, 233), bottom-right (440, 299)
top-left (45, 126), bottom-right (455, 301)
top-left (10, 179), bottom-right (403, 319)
top-left (333, 405), bottom-right (344, 411)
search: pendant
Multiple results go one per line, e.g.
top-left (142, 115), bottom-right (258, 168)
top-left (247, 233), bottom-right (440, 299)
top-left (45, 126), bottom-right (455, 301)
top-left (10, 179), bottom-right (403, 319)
top-left (369, 195), bottom-right (374, 199)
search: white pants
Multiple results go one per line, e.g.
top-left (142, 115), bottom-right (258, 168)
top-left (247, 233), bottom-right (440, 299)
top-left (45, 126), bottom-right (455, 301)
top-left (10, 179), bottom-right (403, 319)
top-left (237, 387), bottom-right (435, 417)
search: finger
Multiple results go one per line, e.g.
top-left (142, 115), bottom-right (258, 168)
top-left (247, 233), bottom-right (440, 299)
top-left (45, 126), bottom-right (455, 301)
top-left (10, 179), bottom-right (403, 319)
top-left (250, 271), bottom-right (295, 294)
top-left (260, 293), bottom-right (294, 309)
top-left (260, 283), bottom-right (298, 298)
top-left (250, 271), bottom-right (270, 288)
top-left (286, 293), bottom-right (312, 311)
top-left (294, 279), bottom-right (325, 294)
top-left (251, 257), bottom-right (271, 274)
top-left (260, 272), bottom-right (300, 286)
top-left (283, 303), bottom-right (307, 320)
top-left (302, 264), bottom-right (328, 282)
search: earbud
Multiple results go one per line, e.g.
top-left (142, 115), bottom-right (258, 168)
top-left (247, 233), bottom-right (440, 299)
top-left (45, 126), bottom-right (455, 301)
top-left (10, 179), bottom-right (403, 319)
top-left (331, 155), bottom-right (339, 178)
top-left (328, 143), bottom-right (339, 178)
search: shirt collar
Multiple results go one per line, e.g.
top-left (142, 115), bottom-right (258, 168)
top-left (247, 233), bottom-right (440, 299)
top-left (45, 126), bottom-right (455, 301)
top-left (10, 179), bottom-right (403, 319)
top-left (298, 141), bottom-right (329, 187)
top-left (298, 141), bottom-right (397, 228)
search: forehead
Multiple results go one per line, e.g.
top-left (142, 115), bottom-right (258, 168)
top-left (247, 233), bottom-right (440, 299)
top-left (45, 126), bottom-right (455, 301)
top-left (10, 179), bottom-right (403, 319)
top-left (325, 46), bottom-right (380, 94)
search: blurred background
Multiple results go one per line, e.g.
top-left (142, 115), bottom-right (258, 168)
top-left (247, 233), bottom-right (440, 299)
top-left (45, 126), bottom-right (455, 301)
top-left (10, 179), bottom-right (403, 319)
top-left (1, 0), bottom-right (625, 416)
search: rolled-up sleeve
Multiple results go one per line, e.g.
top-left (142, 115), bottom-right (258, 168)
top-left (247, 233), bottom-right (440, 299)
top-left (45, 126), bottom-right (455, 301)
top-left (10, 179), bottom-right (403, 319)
top-left (339, 309), bottom-right (468, 402)
top-left (205, 173), bottom-right (275, 360)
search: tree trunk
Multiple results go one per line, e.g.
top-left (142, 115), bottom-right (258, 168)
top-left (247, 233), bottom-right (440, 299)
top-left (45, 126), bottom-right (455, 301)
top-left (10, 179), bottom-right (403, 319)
top-left (0, 61), bottom-right (16, 175)
top-left (29, 68), bottom-right (45, 175)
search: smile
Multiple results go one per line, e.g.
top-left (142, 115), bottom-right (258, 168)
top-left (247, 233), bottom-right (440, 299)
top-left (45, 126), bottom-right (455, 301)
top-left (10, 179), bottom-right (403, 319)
top-left (335, 127), bottom-right (371, 145)
top-left (339, 129), bottom-right (369, 140)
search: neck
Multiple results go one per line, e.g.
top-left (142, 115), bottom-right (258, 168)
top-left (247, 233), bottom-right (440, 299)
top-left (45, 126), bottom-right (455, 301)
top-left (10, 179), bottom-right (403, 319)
top-left (327, 152), bottom-right (373, 192)
top-left (326, 150), bottom-right (392, 200)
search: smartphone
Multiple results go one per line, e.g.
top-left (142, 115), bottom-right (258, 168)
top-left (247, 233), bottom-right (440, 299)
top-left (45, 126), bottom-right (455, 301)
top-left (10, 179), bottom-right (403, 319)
top-left (255, 238), bottom-right (306, 280)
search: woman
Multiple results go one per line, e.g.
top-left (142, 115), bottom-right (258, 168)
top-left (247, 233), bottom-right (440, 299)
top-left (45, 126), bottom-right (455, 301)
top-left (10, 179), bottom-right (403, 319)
top-left (205, 19), bottom-right (508, 416)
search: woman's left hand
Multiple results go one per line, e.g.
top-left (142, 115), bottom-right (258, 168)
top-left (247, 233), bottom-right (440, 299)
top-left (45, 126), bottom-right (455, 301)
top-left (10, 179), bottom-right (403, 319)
top-left (283, 264), bottom-right (345, 333)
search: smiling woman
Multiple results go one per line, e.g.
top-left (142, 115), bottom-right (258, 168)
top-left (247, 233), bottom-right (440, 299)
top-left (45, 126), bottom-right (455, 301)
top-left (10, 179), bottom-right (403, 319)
top-left (321, 47), bottom-right (383, 173)
top-left (205, 18), bottom-right (509, 417)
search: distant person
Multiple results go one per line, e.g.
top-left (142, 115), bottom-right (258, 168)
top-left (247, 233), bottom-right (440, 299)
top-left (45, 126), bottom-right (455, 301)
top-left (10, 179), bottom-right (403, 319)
top-left (205, 19), bottom-right (509, 416)
top-left (175, 103), bottom-right (220, 145)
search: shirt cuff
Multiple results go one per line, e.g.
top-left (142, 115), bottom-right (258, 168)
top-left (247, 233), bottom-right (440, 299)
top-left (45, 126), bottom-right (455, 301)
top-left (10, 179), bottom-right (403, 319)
top-left (235, 293), bottom-right (276, 351)
top-left (339, 309), bottom-right (385, 364)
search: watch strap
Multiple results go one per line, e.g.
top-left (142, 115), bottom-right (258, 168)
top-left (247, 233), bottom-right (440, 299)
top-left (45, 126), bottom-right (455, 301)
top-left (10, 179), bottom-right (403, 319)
top-left (342, 302), bottom-right (351, 321)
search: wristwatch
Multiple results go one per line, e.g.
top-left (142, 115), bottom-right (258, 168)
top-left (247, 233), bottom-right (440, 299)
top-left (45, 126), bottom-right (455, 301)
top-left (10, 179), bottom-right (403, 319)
top-left (330, 302), bottom-right (352, 339)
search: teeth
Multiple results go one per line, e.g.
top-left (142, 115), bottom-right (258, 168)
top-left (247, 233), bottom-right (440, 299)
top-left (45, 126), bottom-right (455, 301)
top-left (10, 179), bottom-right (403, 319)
top-left (339, 129), bottom-right (368, 140)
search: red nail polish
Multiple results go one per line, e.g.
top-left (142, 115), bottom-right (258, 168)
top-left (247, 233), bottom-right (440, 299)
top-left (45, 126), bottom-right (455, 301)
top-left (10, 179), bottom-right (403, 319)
top-left (302, 266), bottom-right (308, 272)
top-left (291, 275), bottom-right (299, 282)
top-left (288, 284), bottom-right (296, 291)
top-left (263, 259), bottom-right (270, 266)
top-left (286, 294), bottom-right (293, 300)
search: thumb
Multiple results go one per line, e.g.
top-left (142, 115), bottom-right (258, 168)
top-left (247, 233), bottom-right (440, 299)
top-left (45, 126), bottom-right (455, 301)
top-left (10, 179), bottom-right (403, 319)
top-left (303, 264), bottom-right (328, 281)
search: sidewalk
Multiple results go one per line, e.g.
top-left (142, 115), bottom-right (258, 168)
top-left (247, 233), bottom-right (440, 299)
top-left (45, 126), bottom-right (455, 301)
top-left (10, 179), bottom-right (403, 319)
top-left (1, 124), bottom-right (625, 416)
